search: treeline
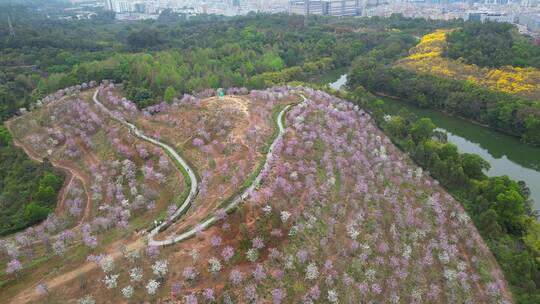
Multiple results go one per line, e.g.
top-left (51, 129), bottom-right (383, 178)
top-left (1, 12), bottom-right (452, 120)
top-left (36, 15), bottom-right (422, 108)
top-left (69, 50), bottom-right (344, 108)
top-left (0, 126), bottom-right (64, 235)
top-left (0, 5), bottom-right (117, 121)
top-left (446, 21), bottom-right (540, 68)
top-left (343, 87), bottom-right (540, 303)
top-left (347, 58), bottom-right (540, 145)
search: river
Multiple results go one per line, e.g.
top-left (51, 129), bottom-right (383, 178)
top-left (325, 72), bottom-right (540, 211)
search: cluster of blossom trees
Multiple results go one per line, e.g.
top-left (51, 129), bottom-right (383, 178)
top-left (236, 87), bottom-right (510, 303)
top-left (3, 85), bottom-right (183, 284)
top-left (0, 184), bottom-right (87, 278)
top-left (3, 85), bottom-right (511, 303)
top-left (100, 85), bottom-right (242, 152)
top-left (80, 248), bottom-right (169, 302)
top-left (99, 84), bottom-right (294, 229)
top-left (83, 140), bottom-right (169, 232)
top-left (130, 86), bottom-right (510, 303)
top-left (27, 81), bottom-right (98, 113)
top-left (249, 86), bottom-right (292, 103)
top-left (18, 96), bottom-right (103, 160)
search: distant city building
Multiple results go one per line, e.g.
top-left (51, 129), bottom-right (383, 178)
top-left (469, 11), bottom-right (514, 22)
top-left (289, 0), bottom-right (362, 16)
top-left (519, 13), bottom-right (540, 31)
top-left (114, 1), bottom-right (133, 13)
top-left (105, 0), bottom-right (114, 10)
top-left (99, 0), bottom-right (540, 33)
top-left (290, 1), bottom-right (322, 15)
top-left (102, 0), bottom-right (290, 17)
top-left (133, 2), bottom-right (146, 13)
top-left (103, 0), bottom-right (162, 14)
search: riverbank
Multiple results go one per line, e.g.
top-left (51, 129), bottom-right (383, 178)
top-left (316, 69), bottom-right (540, 211)
top-left (378, 94), bottom-right (540, 210)
top-left (374, 91), bottom-right (525, 139)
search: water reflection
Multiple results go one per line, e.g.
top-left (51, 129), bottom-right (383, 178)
top-left (329, 73), bottom-right (348, 91)
top-left (381, 96), bottom-right (540, 172)
top-left (318, 71), bottom-right (540, 210)
top-left (380, 95), bottom-right (540, 210)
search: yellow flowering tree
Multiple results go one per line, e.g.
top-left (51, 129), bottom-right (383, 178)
top-left (399, 29), bottom-right (540, 99)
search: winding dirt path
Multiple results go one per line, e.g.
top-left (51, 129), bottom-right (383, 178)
top-left (92, 88), bottom-right (200, 246)
top-left (54, 172), bottom-right (74, 214)
top-left (149, 96), bottom-right (303, 245)
top-left (3, 120), bottom-right (93, 227)
top-left (93, 88), bottom-right (305, 246)
top-left (8, 89), bottom-right (303, 303)
top-left (10, 239), bottom-right (145, 304)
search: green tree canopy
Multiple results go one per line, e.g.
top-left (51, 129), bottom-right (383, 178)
top-left (462, 153), bottom-right (491, 179)
top-left (256, 53), bottom-right (285, 73)
top-left (410, 118), bottom-right (435, 144)
top-left (0, 126), bottom-right (12, 146)
top-left (164, 86), bottom-right (177, 104)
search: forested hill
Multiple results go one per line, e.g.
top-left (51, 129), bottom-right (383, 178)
top-left (0, 126), bottom-right (64, 235)
top-left (446, 21), bottom-right (540, 68)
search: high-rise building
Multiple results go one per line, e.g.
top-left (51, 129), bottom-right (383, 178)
top-left (114, 1), bottom-right (133, 13)
top-left (290, 1), bottom-right (323, 15)
top-left (289, 1), bottom-right (362, 16)
top-left (325, 0), bottom-right (361, 15)
top-left (519, 13), bottom-right (540, 31)
top-left (105, 0), bottom-right (114, 10)
top-left (134, 2), bottom-right (146, 13)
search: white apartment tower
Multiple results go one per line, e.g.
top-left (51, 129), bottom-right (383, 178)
top-left (105, 0), bottom-right (114, 10)
top-left (289, 0), bottom-right (362, 17)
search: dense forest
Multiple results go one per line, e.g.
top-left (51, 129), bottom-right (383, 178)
top-left (0, 126), bottom-right (63, 235)
top-left (0, 7), bottom-right (454, 118)
top-left (347, 59), bottom-right (540, 145)
top-left (446, 21), bottom-right (540, 68)
top-left (342, 87), bottom-right (540, 303)
top-left (20, 14), bottom-right (419, 108)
